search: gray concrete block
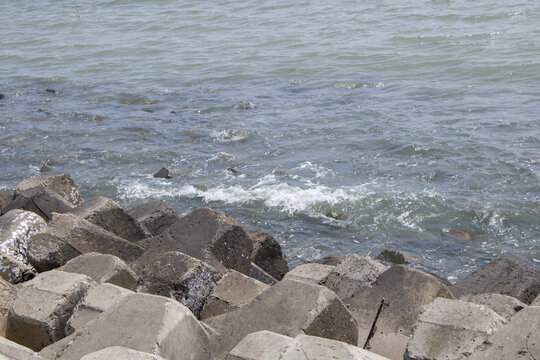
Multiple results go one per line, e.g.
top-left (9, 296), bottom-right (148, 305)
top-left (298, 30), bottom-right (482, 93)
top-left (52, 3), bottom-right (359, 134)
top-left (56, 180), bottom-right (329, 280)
top-left (14, 173), bottom-right (83, 206)
top-left (204, 278), bottom-right (358, 358)
top-left (138, 208), bottom-right (253, 275)
top-left (80, 346), bottom-right (166, 360)
top-left (325, 254), bottom-right (388, 299)
top-left (283, 263), bottom-right (335, 285)
top-left (451, 257), bottom-right (540, 304)
top-left (60, 252), bottom-right (137, 291)
top-left (71, 196), bottom-right (148, 241)
top-left (65, 283), bottom-right (133, 335)
top-left (6, 270), bottom-right (96, 351)
top-left (39, 292), bottom-right (212, 360)
top-left (461, 293), bottom-right (526, 321)
top-left (405, 298), bottom-right (506, 360)
top-left (200, 269), bottom-right (269, 320)
top-left (128, 201), bottom-right (180, 236)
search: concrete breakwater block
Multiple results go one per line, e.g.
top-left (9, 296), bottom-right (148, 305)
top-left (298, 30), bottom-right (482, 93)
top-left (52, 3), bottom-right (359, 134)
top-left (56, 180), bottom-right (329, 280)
top-left (460, 293), bottom-right (526, 321)
top-left (0, 336), bottom-right (45, 360)
top-left (27, 232), bottom-right (81, 272)
top-left (248, 230), bottom-right (289, 280)
top-left (203, 278), bottom-right (359, 358)
top-left (60, 252), bottom-right (137, 291)
top-left (128, 201), bottom-right (180, 237)
top-left (0, 193), bottom-right (10, 214)
top-left (2, 187), bottom-right (74, 222)
top-left (468, 305), bottom-right (540, 360)
top-left (283, 262), bottom-right (335, 285)
top-left (226, 330), bottom-right (390, 360)
top-left (138, 207), bottom-right (253, 275)
top-left (249, 262), bottom-right (278, 285)
top-left (80, 346), bottom-right (167, 360)
top-left (39, 293), bottom-right (212, 360)
top-left (324, 254), bottom-right (388, 299)
top-left (135, 250), bottom-right (221, 318)
top-left (65, 283), bottom-right (133, 335)
top-left (200, 269), bottom-right (270, 320)
top-left (0, 277), bottom-right (16, 337)
top-left (451, 257), bottom-right (540, 304)
top-left (13, 173), bottom-right (83, 206)
top-left (6, 270), bottom-right (96, 351)
top-left (45, 213), bottom-right (145, 262)
top-left (71, 196), bottom-right (148, 242)
top-left (0, 209), bottom-right (47, 265)
top-left (404, 298), bottom-right (506, 360)
top-left (0, 253), bottom-right (36, 284)
top-left (344, 265), bottom-right (454, 358)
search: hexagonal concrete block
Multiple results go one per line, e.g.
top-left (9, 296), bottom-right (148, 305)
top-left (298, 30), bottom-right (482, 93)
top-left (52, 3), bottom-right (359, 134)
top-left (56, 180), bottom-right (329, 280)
top-left (39, 293), bottom-right (212, 360)
top-left (405, 298), bottom-right (506, 360)
top-left (60, 252), bottom-right (137, 291)
top-left (204, 278), bottom-right (359, 358)
top-left (14, 173), bottom-right (83, 206)
top-left (226, 331), bottom-right (390, 360)
top-left (200, 269), bottom-right (269, 320)
top-left (6, 270), bottom-right (96, 351)
top-left (71, 196), bottom-right (148, 242)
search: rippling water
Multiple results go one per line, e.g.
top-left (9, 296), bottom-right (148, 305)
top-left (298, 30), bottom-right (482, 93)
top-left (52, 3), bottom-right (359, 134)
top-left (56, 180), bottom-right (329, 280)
top-left (1, 0), bottom-right (539, 280)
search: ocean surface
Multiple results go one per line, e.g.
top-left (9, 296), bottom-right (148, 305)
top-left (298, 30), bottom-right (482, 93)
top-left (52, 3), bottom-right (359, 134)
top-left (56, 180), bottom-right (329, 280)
top-left (1, 0), bottom-right (539, 280)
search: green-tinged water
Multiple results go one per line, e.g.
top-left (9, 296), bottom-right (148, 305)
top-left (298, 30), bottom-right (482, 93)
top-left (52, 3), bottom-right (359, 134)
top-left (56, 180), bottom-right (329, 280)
top-left (1, 0), bottom-right (539, 280)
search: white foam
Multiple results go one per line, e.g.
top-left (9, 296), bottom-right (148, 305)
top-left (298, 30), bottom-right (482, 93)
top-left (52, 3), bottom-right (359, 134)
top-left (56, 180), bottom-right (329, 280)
top-left (210, 129), bottom-right (253, 143)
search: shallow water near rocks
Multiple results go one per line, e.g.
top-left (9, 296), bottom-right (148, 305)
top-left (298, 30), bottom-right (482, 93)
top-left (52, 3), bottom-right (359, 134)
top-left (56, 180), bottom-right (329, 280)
top-left (1, 0), bottom-right (539, 281)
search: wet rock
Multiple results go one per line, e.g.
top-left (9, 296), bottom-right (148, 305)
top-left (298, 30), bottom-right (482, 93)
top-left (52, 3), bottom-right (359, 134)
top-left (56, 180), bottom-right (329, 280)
top-left (451, 257), bottom-right (540, 304)
top-left (0, 253), bottom-right (36, 284)
top-left (27, 232), bottom-right (81, 272)
top-left (377, 249), bottom-right (408, 265)
top-left (0, 210), bottom-right (47, 265)
top-left (81, 347), bottom-right (167, 360)
top-left (65, 283), bottom-right (132, 335)
top-left (0, 192), bottom-right (10, 213)
top-left (3, 186), bottom-right (75, 221)
top-left (153, 167), bottom-right (173, 178)
top-left (226, 331), bottom-right (389, 360)
top-left (39, 164), bottom-right (53, 173)
top-left (46, 213), bottom-right (144, 262)
top-left (344, 265), bottom-right (454, 356)
top-left (325, 254), bottom-right (388, 299)
top-left (14, 173), bottom-right (83, 206)
top-left (249, 230), bottom-right (288, 280)
top-left (6, 270), bottom-right (96, 351)
top-left (404, 298), bottom-right (506, 360)
top-left (468, 305), bottom-right (540, 360)
top-left (128, 201), bottom-right (180, 236)
top-left (283, 262), bottom-right (335, 285)
top-left (461, 293), bottom-right (526, 321)
top-left (203, 278), bottom-right (359, 358)
top-left (0, 277), bottom-right (16, 337)
top-left (0, 336), bottom-right (45, 360)
top-left (60, 252), bottom-right (137, 291)
top-left (200, 269), bottom-right (269, 320)
top-left (135, 250), bottom-right (221, 317)
top-left (45, 88), bottom-right (58, 94)
top-left (39, 293), bottom-right (212, 360)
top-left (0, 93), bottom-right (5, 99)
top-left (71, 196), bottom-right (148, 241)
top-left (249, 262), bottom-right (278, 285)
top-left (139, 207), bottom-right (253, 275)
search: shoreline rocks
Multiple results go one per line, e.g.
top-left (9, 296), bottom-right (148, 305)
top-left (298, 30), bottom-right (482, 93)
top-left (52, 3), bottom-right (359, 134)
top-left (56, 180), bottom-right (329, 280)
top-left (0, 173), bottom-right (538, 360)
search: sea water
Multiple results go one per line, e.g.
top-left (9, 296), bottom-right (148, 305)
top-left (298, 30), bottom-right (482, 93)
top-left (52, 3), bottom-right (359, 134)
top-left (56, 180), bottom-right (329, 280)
top-left (1, 0), bottom-right (539, 280)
